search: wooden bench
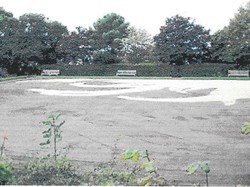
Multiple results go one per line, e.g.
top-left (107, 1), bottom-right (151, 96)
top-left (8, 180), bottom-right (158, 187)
top-left (228, 70), bottom-right (249, 77)
top-left (41, 70), bottom-right (60, 76)
top-left (116, 70), bottom-right (136, 76)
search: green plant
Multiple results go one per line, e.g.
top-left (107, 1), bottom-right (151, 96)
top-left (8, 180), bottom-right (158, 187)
top-left (120, 148), bottom-right (167, 186)
top-left (0, 161), bottom-right (14, 185)
top-left (40, 114), bottom-right (65, 162)
top-left (241, 119), bottom-right (250, 135)
top-left (85, 167), bottom-right (137, 186)
top-left (186, 161), bottom-right (210, 186)
top-left (15, 157), bottom-right (82, 185)
top-left (0, 137), bottom-right (14, 185)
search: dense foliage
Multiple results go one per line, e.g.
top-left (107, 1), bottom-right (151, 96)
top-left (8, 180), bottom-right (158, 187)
top-left (154, 15), bottom-right (210, 65)
top-left (92, 13), bottom-right (129, 64)
top-left (122, 27), bottom-right (154, 63)
top-left (0, 9), bottom-right (68, 75)
top-left (0, 2), bottom-right (249, 76)
top-left (210, 2), bottom-right (250, 66)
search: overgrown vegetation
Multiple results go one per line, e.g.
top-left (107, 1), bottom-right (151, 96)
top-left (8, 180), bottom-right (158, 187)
top-left (15, 158), bottom-right (82, 185)
top-left (0, 136), bottom-right (15, 185)
top-left (14, 114), bottom-right (83, 185)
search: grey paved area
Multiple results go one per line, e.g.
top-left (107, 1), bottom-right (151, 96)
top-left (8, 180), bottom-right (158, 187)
top-left (0, 78), bottom-right (250, 185)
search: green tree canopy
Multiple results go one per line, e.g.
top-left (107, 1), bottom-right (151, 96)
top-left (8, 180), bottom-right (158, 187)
top-left (122, 26), bottom-right (154, 63)
top-left (18, 13), bottom-right (68, 64)
top-left (154, 15), bottom-right (211, 65)
top-left (0, 11), bottom-right (68, 74)
top-left (210, 2), bottom-right (250, 66)
top-left (92, 13), bottom-right (129, 63)
top-left (93, 13), bottom-right (129, 51)
top-left (57, 27), bottom-right (93, 63)
top-left (0, 7), bottom-right (13, 20)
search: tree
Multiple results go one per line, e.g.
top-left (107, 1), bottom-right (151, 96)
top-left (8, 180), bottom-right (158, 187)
top-left (154, 15), bottom-right (211, 65)
top-left (121, 26), bottom-right (154, 63)
top-left (92, 13), bottom-right (129, 63)
top-left (18, 13), bottom-right (68, 64)
top-left (0, 8), bottom-right (29, 74)
top-left (0, 7), bottom-right (13, 19)
top-left (57, 27), bottom-right (93, 64)
top-left (210, 2), bottom-right (250, 66)
top-left (0, 11), bottom-right (68, 75)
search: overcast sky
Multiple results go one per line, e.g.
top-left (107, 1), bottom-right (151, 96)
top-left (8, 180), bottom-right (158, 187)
top-left (1, 0), bottom-right (249, 35)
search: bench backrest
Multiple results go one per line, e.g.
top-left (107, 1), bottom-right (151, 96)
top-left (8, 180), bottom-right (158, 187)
top-left (41, 70), bottom-right (60, 76)
top-left (116, 70), bottom-right (136, 76)
top-left (228, 70), bottom-right (249, 77)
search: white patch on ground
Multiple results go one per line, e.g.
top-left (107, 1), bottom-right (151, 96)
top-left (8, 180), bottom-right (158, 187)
top-left (26, 79), bottom-right (250, 106)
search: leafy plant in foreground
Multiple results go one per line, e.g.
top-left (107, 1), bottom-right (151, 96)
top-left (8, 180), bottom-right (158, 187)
top-left (85, 167), bottom-right (136, 186)
top-left (120, 148), bottom-right (167, 186)
top-left (40, 114), bottom-right (65, 162)
top-left (0, 161), bottom-right (14, 185)
top-left (15, 157), bottom-right (82, 185)
top-left (186, 161), bottom-right (210, 186)
top-left (241, 119), bottom-right (250, 135)
top-left (0, 136), bottom-right (15, 185)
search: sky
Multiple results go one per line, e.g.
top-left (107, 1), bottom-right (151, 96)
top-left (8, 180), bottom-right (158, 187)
top-left (1, 0), bottom-right (249, 35)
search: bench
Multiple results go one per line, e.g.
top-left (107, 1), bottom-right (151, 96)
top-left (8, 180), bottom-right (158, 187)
top-left (228, 70), bottom-right (249, 77)
top-left (41, 70), bottom-right (60, 76)
top-left (116, 70), bottom-right (137, 76)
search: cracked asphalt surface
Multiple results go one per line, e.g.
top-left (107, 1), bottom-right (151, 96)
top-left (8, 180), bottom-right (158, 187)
top-left (0, 78), bottom-right (250, 185)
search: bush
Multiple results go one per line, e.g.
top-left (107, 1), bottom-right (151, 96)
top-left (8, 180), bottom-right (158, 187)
top-left (15, 158), bottom-right (82, 185)
top-left (84, 167), bottom-right (137, 186)
top-left (0, 161), bottom-right (14, 185)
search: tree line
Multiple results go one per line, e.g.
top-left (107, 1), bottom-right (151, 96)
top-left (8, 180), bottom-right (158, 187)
top-left (0, 2), bottom-right (249, 75)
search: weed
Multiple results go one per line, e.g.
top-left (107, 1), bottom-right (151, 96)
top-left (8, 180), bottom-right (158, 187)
top-left (0, 136), bottom-right (15, 185)
top-left (120, 148), bottom-right (167, 186)
top-left (40, 113), bottom-right (65, 162)
top-left (241, 119), bottom-right (250, 135)
top-left (15, 157), bottom-right (82, 185)
top-left (186, 161), bottom-right (210, 186)
top-left (0, 161), bottom-right (14, 185)
top-left (85, 167), bottom-right (137, 186)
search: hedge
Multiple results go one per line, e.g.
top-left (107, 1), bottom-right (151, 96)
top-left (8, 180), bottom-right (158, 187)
top-left (39, 63), bottom-right (243, 77)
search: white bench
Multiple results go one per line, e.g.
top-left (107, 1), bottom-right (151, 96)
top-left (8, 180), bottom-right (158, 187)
top-left (228, 70), bottom-right (249, 77)
top-left (41, 70), bottom-right (60, 76)
top-left (116, 70), bottom-right (136, 76)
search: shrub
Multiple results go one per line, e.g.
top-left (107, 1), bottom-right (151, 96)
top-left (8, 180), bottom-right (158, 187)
top-left (84, 167), bottom-right (137, 186)
top-left (15, 158), bottom-right (82, 185)
top-left (0, 161), bottom-right (14, 185)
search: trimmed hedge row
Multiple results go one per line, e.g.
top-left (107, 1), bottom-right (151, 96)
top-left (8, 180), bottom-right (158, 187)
top-left (39, 63), bottom-right (243, 77)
